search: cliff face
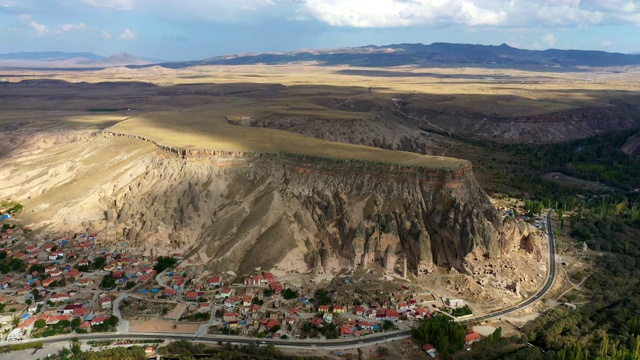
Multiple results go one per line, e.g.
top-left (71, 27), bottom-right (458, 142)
top-left (623, 131), bottom-right (640, 158)
top-left (0, 130), bottom-right (521, 276)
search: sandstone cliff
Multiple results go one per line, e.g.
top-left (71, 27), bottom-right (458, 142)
top-left (0, 129), bottom-right (534, 277)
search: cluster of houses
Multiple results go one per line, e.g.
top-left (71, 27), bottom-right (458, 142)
top-left (6, 292), bottom-right (116, 341)
top-left (198, 271), bottom-right (438, 340)
top-left (6, 233), bottom-right (161, 296)
top-left (0, 229), bottom-right (167, 341)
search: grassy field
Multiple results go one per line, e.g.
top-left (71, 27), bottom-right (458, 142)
top-left (112, 112), bottom-right (466, 169)
top-left (10, 64), bottom-right (639, 117)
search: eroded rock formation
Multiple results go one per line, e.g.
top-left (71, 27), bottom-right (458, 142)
top-left (0, 129), bottom-right (538, 277)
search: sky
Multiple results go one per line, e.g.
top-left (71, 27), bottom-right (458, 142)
top-left (1, 0), bottom-right (639, 61)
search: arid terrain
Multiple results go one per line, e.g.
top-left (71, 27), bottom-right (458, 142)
top-left (1, 63), bottom-right (638, 316)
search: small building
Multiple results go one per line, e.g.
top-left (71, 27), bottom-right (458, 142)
top-left (423, 344), bottom-right (437, 358)
top-left (7, 327), bottom-right (25, 341)
top-left (208, 276), bottom-right (222, 287)
top-left (91, 315), bottom-right (109, 326)
top-left (465, 331), bottom-right (482, 345)
top-left (50, 293), bottom-right (71, 302)
top-left (185, 291), bottom-right (198, 302)
top-left (219, 288), bottom-right (234, 299)
top-left (340, 325), bottom-right (352, 337)
top-left (99, 297), bottom-right (112, 310)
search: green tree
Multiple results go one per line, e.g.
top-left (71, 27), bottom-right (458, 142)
top-left (35, 319), bottom-right (46, 329)
top-left (71, 317), bottom-right (82, 329)
top-left (153, 256), bottom-right (177, 273)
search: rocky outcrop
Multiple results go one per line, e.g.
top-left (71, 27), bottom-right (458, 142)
top-left (623, 131), bottom-right (640, 158)
top-left (242, 99), bottom-right (640, 146)
top-left (1, 130), bottom-right (528, 277)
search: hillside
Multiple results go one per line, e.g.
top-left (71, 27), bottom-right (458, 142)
top-left (154, 42), bottom-right (640, 70)
top-left (0, 51), bottom-right (153, 68)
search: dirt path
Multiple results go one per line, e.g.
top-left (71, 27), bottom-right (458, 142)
top-left (555, 267), bottom-right (590, 301)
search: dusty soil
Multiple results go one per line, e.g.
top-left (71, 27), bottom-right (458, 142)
top-left (129, 319), bottom-right (199, 334)
top-left (120, 298), bottom-right (174, 321)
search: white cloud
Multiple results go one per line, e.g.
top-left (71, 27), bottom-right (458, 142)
top-left (302, 0), bottom-right (635, 28)
top-left (77, 0), bottom-right (135, 10)
top-left (118, 28), bottom-right (136, 40)
top-left (101, 30), bottom-right (112, 39)
top-left (27, 19), bottom-right (87, 36)
top-left (542, 33), bottom-right (557, 47)
top-left (28, 20), bottom-right (49, 35)
top-left (59, 22), bottom-right (86, 32)
top-left (16, 0), bottom-right (640, 30)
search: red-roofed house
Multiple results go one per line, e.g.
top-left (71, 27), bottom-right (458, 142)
top-left (77, 259), bottom-right (90, 267)
top-left (219, 288), bottom-right (234, 299)
top-left (91, 316), bottom-right (109, 326)
top-left (78, 279), bottom-right (93, 287)
top-left (253, 274), bottom-right (265, 285)
top-left (99, 297), bottom-right (112, 310)
top-left (208, 277), bottom-right (222, 287)
top-left (423, 344), bottom-right (437, 358)
top-left (46, 315), bottom-right (72, 325)
top-left (265, 319), bottom-right (279, 331)
top-left (62, 304), bottom-right (83, 314)
top-left (223, 312), bottom-right (239, 322)
top-left (385, 310), bottom-right (400, 322)
top-left (465, 331), bottom-right (482, 345)
top-left (242, 294), bottom-right (253, 306)
top-left (340, 325), bottom-right (352, 337)
top-left (185, 291), bottom-right (198, 302)
top-left (73, 307), bottom-right (89, 317)
top-left (65, 268), bottom-right (82, 279)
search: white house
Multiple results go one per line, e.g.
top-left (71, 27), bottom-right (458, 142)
top-left (7, 327), bottom-right (25, 341)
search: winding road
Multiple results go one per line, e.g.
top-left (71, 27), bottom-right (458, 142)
top-left (467, 209), bottom-right (557, 322)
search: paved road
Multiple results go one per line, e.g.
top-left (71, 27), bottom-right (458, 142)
top-left (14, 330), bottom-right (412, 350)
top-left (467, 209), bottom-right (557, 322)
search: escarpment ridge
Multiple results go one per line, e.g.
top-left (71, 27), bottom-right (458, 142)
top-left (0, 126), bottom-right (539, 279)
top-left (106, 131), bottom-right (472, 185)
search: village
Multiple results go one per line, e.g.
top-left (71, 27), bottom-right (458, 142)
top-left (0, 208), bottom-right (495, 358)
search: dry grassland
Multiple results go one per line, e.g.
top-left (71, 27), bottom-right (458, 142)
top-left (9, 64), bottom-right (638, 117)
top-left (112, 112), bottom-right (466, 169)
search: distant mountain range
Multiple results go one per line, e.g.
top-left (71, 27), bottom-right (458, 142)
top-left (3, 43), bottom-right (640, 70)
top-left (0, 51), bottom-right (156, 68)
top-left (151, 43), bottom-right (640, 70)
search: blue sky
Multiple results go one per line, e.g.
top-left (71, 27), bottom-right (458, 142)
top-left (1, 0), bottom-right (639, 60)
